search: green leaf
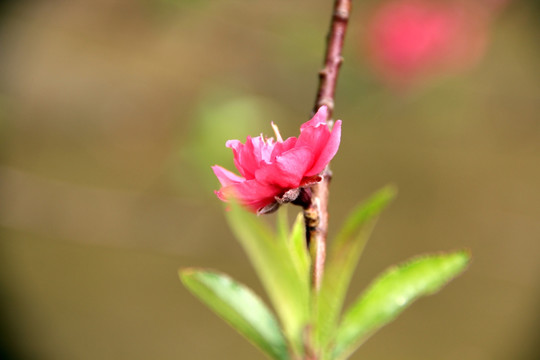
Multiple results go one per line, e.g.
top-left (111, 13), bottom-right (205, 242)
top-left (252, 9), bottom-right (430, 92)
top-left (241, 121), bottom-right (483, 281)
top-left (180, 269), bottom-right (289, 360)
top-left (313, 186), bottom-right (397, 351)
top-left (225, 202), bottom-right (310, 354)
top-left (276, 209), bottom-right (310, 286)
top-left (331, 250), bottom-right (471, 360)
top-left (287, 212), bottom-right (311, 283)
top-left (276, 205), bottom-right (290, 244)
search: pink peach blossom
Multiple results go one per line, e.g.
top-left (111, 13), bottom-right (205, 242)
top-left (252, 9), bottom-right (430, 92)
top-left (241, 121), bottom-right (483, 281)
top-left (366, 0), bottom-right (490, 86)
top-left (212, 106), bottom-right (341, 214)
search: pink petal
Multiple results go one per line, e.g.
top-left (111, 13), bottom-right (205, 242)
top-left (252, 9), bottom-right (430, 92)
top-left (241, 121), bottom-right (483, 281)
top-left (225, 139), bottom-right (242, 150)
top-left (296, 118), bottom-right (332, 171)
top-left (305, 119), bottom-right (342, 176)
top-left (254, 136), bottom-right (275, 163)
top-left (227, 137), bottom-right (259, 179)
top-left (220, 179), bottom-right (281, 212)
top-left (270, 136), bottom-right (297, 160)
top-left (255, 146), bottom-right (314, 189)
top-left (301, 106), bottom-right (329, 130)
top-left (212, 165), bottom-right (245, 186)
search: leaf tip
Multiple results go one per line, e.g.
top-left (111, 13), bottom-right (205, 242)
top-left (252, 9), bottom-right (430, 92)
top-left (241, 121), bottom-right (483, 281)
top-left (450, 248), bottom-right (472, 273)
top-left (179, 267), bottom-right (192, 279)
top-left (179, 267), bottom-right (206, 285)
top-left (381, 184), bottom-right (398, 200)
top-left (371, 184), bottom-right (398, 210)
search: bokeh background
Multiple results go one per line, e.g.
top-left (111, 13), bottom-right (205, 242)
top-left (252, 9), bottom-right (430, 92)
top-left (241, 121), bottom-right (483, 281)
top-left (0, 0), bottom-right (539, 359)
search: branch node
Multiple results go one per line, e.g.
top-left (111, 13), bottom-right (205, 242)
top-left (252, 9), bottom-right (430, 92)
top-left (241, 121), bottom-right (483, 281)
top-left (334, 8), bottom-right (350, 21)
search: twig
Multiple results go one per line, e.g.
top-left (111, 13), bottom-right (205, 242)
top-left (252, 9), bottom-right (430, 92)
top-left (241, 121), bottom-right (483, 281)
top-left (305, 0), bottom-right (351, 291)
top-left (313, 0), bottom-right (351, 119)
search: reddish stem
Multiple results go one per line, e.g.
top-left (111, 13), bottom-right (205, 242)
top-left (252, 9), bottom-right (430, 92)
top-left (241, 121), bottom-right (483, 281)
top-left (313, 0), bottom-right (352, 119)
top-left (304, 0), bottom-right (351, 292)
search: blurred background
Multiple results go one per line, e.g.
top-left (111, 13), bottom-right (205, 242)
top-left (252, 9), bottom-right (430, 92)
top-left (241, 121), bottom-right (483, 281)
top-left (0, 0), bottom-right (539, 359)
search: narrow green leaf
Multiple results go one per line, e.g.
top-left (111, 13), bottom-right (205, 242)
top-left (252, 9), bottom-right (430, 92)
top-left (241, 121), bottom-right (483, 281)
top-left (332, 250), bottom-right (471, 360)
top-left (276, 209), bottom-right (310, 288)
top-left (225, 202), bottom-right (310, 354)
top-left (288, 212), bottom-right (311, 283)
top-left (276, 205), bottom-right (290, 244)
top-left (180, 269), bottom-right (289, 360)
top-left (313, 186), bottom-right (397, 351)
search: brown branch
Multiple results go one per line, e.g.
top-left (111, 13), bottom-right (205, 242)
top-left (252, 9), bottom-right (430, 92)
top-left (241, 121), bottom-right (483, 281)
top-left (305, 0), bottom-right (351, 291)
top-left (313, 0), bottom-right (351, 118)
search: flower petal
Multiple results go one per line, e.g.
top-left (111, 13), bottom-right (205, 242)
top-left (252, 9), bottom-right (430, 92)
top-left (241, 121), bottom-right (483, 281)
top-left (256, 136), bottom-right (276, 163)
top-left (296, 118), bottom-right (332, 173)
top-left (270, 136), bottom-right (297, 160)
top-left (226, 138), bottom-right (258, 179)
top-left (212, 165), bottom-right (244, 186)
top-left (301, 106), bottom-right (329, 130)
top-left (255, 146), bottom-right (314, 189)
top-left (305, 119), bottom-right (342, 176)
top-left (219, 179), bottom-right (281, 212)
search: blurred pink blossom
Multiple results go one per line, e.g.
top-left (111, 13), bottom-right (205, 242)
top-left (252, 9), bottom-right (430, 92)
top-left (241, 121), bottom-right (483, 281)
top-left (212, 106), bottom-right (341, 214)
top-left (365, 0), bottom-right (496, 86)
